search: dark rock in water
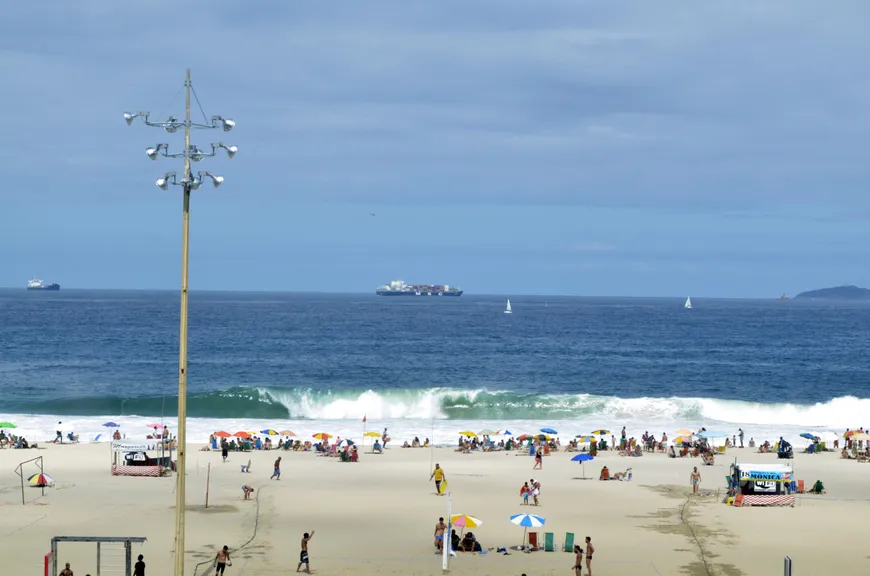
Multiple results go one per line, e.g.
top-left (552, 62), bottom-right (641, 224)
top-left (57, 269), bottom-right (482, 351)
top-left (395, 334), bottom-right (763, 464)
top-left (794, 285), bottom-right (870, 300)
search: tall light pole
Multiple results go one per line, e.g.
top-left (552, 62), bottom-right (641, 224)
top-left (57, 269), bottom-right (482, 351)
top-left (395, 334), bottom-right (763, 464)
top-left (124, 69), bottom-right (236, 576)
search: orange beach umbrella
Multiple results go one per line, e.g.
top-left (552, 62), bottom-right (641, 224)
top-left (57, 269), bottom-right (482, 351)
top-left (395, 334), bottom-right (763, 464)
top-left (214, 431), bottom-right (231, 438)
top-left (233, 431), bottom-right (251, 439)
top-left (312, 433), bottom-right (332, 441)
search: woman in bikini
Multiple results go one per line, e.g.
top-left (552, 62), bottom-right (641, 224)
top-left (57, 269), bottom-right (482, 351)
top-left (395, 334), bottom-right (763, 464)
top-left (572, 544), bottom-right (584, 575)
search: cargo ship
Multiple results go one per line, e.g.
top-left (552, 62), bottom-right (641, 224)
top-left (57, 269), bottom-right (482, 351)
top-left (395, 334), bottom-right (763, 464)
top-left (376, 279), bottom-right (463, 297)
top-left (27, 277), bottom-right (60, 291)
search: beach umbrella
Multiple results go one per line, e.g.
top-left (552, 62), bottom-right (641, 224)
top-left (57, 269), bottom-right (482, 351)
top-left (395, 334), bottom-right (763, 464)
top-left (850, 432), bottom-right (870, 442)
top-left (675, 429), bottom-right (693, 436)
top-left (503, 430), bottom-right (512, 435)
top-left (590, 429), bottom-right (610, 436)
top-left (799, 433), bottom-right (817, 440)
top-left (451, 514), bottom-right (483, 528)
top-left (214, 431), bottom-right (231, 438)
top-left (458, 431), bottom-right (478, 437)
top-left (337, 439), bottom-right (355, 447)
top-left (844, 430), bottom-right (860, 438)
top-left (0, 422), bottom-right (17, 428)
top-left (575, 435), bottom-right (595, 442)
top-left (478, 429), bottom-right (500, 436)
top-left (697, 431), bottom-right (727, 439)
top-left (28, 473), bottom-right (53, 486)
top-left (233, 431), bottom-right (252, 439)
top-left (540, 427), bottom-right (558, 435)
top-left (146, 423), bottom-right (162, 429)
top-left (102, 422), bottom-right (120, 428)
top-left (363, 431), bottom-right (381, 438)
top-left (280, 430), bottom-right (296, 436)
top-left (510, 513), bottom-right (545, 547)
top-left (94, 434), bottom-right (103, 442)
top-left (312, 433), bottom-right (332, 441)
top-left (675, 436), bottom-right (693, 444)
top-left (260, 429), bottom-right (278, 435)
top-left (571, 453), bottom-right (594, 478)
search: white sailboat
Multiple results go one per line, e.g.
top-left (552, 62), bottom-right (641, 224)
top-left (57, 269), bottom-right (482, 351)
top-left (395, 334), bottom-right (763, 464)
top-left (684, 297), bottom-right (692, 309)
top-left (504, 299), bottom-right (512, 314)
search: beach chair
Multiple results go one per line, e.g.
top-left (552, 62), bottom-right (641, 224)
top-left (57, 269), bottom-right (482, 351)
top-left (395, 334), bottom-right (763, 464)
top-left (562, 532), bottom-right (575, 552)
top-left (543, 532), bottom-right (555, 552)
top-left (528, 532), bottom-right (539, 551)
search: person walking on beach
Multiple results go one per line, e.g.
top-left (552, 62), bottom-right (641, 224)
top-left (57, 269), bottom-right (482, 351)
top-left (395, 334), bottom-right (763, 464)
top-left (585, 536), bottom-right (595, 575)
top-left (572, 544), bottom-right (584, 576)
top-left (296, 530), bottom-right (315, 573)
top-left (214, 546), bottom-right (231, 575)
top-left (59, 563), bottom-right (73, 576)
top-left (221, 438), bottom-right (229, 463)
top-left (434, 517), bottom-right (447, 552)
top-left (134, 554), bottom-right (145, 576)
top-left (738, 428), bottom-right (745, 448)
top-left (533, 446), bottom-right (543, 470)
top-left (430, 463), bottom-right (446, 494)
top-left (690, 467), bottom-right (701, 495)
top-left (271, 456), bottom-right (282, 480)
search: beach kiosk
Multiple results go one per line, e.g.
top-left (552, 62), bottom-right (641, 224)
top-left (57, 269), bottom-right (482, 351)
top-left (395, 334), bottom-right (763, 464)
top-left (728, 462), bottom-right (795, 507)
top-left (111, 440), bottom-right (173, 477)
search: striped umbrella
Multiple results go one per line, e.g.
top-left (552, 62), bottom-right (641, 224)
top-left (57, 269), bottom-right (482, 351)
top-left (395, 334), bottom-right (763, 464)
top-left (28, 473), bottom-right (53, 486)
top-left (590, 429), bottom-right (610, 436)
top-left (510, 513), bottom-right (546, 547)
top-left (312, 433), bottom-right (332, 441)
top-left (260, 429), bottom-right (279, 435)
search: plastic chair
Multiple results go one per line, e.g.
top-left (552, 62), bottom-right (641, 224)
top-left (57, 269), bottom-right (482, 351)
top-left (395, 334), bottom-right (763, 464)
top-left (543, 532), bottom-right (555, 552)
top-left (528, 532), bottom-right (539, 550)
top-left (562, 532), bottom-right (575, 552)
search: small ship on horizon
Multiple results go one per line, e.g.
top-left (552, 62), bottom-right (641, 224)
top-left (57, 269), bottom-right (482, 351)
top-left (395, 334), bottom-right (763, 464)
top-left (27, 277), bottom-right (60, 291)
top-left (376, 280), bottom-right (463, 297)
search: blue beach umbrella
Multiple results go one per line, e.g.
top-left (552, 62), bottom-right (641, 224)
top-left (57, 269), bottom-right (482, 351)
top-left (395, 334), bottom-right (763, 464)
top-left (102, 422), bottom-right (120, 428)
top-left (510, 513), bottom-right (546, 547)
top-left (799, 433), bottom-right (817, 440)
top-left (540, 427), bottom-right (558, 435)
top-left (697, 431), bottom-right (727, 439)
top-left (571, 453), bottom-right (594, 478)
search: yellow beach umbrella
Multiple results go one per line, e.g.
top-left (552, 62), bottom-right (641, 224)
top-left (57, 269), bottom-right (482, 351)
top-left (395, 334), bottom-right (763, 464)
top-left (591, 429), bottom-right (610, 436)
top-left (312, 433), bottom-right (332, 441)
top-left (279, 430), bottom-right (296, 436)
top-left (363, 431), bottom-right (382, 438)
top-left (478, 429), bottom-right (500, 435)
top-left (675, 429), bottom-right (694, 436)
top-left (575, 436), bottom-right (595, 442)
top-left (451, 514), bottom-right (483, 528)
top-left (675, 436), bottom-right (693, 444)
top-left (458, 431), bottom-right (478, 437)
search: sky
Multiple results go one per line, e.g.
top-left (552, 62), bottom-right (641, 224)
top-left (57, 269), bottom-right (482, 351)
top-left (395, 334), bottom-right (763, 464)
top-left (1, 1), bottom-right (869, 297)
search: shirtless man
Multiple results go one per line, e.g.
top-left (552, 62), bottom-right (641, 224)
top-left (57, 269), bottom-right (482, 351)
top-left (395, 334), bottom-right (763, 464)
top-left (214, 546), bottom-right (231, 575)
top-left (296, 530), bottom-right (315, 573)
top-left (691, 467), bottom-right (702, 495)
top-left (271, 456), bottom-right (282, 480)
top-left (571, 544), bottom-right (584, 575)
top-left (585, 536), bottom-right (595, 576)
top-left (434, 517), bottom-right (447, 552)
top-left (59, 563), bottom-right (73, 576)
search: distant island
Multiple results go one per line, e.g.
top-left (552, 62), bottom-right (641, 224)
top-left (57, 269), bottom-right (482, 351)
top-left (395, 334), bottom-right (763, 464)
top-left (794, 285), bottom-right (870, 300)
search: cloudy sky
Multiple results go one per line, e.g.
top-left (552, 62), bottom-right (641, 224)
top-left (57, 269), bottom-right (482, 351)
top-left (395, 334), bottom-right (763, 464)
top-left (1, 1), bottom-right (868, 296)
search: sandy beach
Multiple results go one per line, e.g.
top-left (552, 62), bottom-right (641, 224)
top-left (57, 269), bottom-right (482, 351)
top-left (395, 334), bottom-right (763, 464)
top-left (2, 440), bottom-right (869, 576)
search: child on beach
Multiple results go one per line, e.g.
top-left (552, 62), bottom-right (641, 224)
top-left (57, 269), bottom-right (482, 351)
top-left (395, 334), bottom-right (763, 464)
top-left (296, 530), bottom-right (315, 573)
top-left (520, 482), bottom-right (530, 505)
top-left (242, 485), bottom-right (254, 500)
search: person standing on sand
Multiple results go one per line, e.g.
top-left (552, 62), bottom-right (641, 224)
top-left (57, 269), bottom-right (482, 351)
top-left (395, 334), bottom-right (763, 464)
top-left (585, 536), bottom-right (595, 576)
top-left (691, 467), bottom-right (701, 495)
top-left (297, 530), bottom-right (315, 573)
top-left (134, 554), bottom-right (145, 576)
top-left (221, 438), bottom-right (229, 463)
top-left (572, 544), bottom-right (584, 576)
top-left (430, 463), bottom-right (446, 494)
top-left (533, 446), bottom-right (543, 470)
top-left (434, 517), bottom-right (447, 552)
top-left (59, 563), bottom-right (73, 576)
top-left (214, 546), bottom-right (231, 575)
top-left (738, 428), bottom-right (745, 448)
top-left (271, 456), bottom-right (282, 480)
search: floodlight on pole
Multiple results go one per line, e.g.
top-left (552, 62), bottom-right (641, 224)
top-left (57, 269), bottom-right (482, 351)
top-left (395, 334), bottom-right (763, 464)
top-left (124, 69), bottom-right (235, 576)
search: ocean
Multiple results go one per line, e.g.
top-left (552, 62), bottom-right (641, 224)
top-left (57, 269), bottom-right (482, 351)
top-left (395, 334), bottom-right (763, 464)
top-left (2, 289), bottom-right (868, 446)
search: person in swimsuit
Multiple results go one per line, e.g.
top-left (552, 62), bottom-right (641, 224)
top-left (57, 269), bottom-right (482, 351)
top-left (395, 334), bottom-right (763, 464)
top-left (434, 517), bottom-right (447, 551)
top-left (572, 544), bottom-right (584, 576)
top-left (59, 563), bottom-right (73, 576)
top-left (533, 447), bottom-right (543, 470)
top-left (214, 546), bottom-right (230, 575)
top-left (221, 439), bottom-right (229, 463)
top-left (429, 464), bottom-right (446, 494)
top-left (585, 536), bottom-right (594, 575)
top-left (691, 467), bottom-right (701, 495)
top-left (271, 456), bottom-right (282, 480)
top-left (296, 530), bottom-right (315, 573)
top-left (242, 485), bottom-right (254, 500)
